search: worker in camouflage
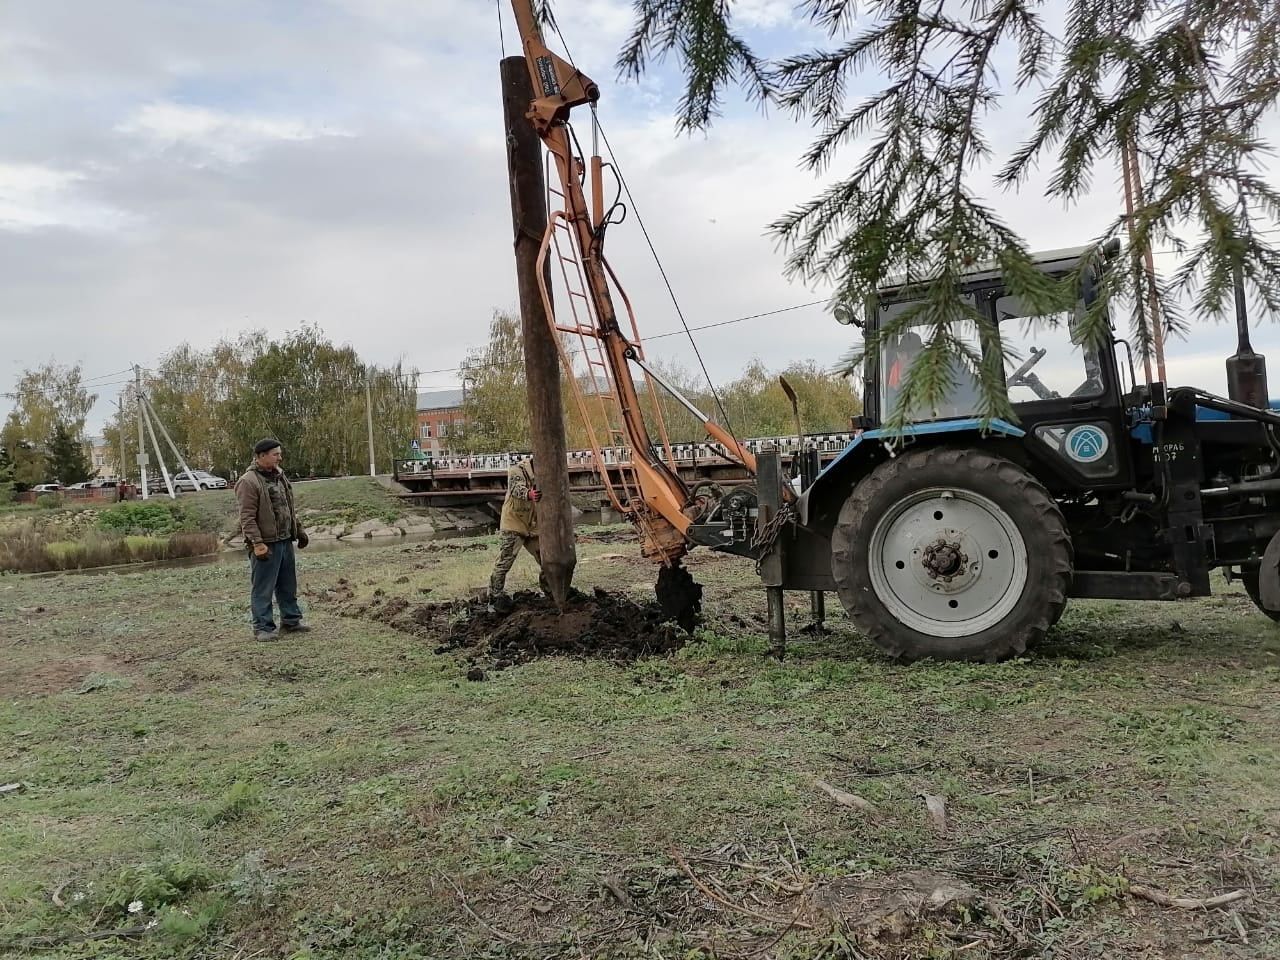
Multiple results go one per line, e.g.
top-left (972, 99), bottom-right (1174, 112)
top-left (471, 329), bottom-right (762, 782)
top-left (488, 455), bottom-right (550, 600)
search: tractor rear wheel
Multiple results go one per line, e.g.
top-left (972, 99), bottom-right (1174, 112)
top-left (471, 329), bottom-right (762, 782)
top-left (830, 447), bottom-right (1073, 661)
top-left (1239, 570), bottom-right (1280, 623)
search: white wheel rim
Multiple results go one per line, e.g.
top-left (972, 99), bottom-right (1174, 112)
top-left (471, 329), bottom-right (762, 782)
top-left (867, 486), bottom-right (1028, 638)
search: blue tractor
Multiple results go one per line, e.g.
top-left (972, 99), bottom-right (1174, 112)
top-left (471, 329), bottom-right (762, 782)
top-left (692, 242), bottom-right (1280, 661)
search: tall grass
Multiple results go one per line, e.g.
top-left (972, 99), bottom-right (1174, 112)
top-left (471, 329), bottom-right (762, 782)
top-left (0, 523), bottom-right (221, 573)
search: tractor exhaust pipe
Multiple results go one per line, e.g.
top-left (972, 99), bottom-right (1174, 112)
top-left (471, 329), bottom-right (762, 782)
top-left (1226, 264), bottom-right (1269, 409)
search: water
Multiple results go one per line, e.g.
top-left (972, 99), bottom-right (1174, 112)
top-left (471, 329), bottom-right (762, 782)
top-left (37, 512), bottom-right (609, 577)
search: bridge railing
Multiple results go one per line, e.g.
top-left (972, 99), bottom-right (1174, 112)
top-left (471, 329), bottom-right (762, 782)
top-left (394, 431), bottom-right (858, 481)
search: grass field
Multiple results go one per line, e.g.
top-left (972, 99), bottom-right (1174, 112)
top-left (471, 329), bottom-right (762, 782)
top-left (1, 532), bottom-right (1278, 959)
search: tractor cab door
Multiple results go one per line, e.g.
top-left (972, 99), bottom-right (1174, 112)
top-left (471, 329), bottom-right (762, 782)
top-left (866, 293), bottom-right (987, 427)
top-left (985, 289), bottom-right (1134, 490)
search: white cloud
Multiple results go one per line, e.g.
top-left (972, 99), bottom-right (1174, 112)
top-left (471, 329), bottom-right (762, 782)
top-left (734, 0), bottom-right (804, 30)
top-left (116, 102), bottom-right (346, 165)
top-left (0, 162), bottom-right (133, 232)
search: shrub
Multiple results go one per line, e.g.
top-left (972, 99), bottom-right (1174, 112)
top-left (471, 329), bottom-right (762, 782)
top-left (98, 501), bottom-right (189, 535)
top-left (35, 494), bottom-right (62, 509)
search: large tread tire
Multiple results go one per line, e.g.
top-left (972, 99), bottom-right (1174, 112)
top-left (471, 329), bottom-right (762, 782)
top-left (831, 446), bottom-right (1073, 662)
top-left (1239, 570), bottom-right (1280, 623)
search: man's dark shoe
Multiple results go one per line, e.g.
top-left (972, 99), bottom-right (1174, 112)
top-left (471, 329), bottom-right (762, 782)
top-left (254, 629), bottom-right (279, 642)
top-left (281, 622), bottom-right (312, 633)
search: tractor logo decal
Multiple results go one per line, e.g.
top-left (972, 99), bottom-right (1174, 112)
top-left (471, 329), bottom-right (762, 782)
top-left (1065, 424), bottom-right (1109, 463)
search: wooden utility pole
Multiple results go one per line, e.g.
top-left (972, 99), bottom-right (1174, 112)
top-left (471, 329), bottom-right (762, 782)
top-left (365, 369), bottom-right (377, 477)
top-left (134, 367), bottom-right (149, 499)
top-left (501, 55), bottom-right (575, 605)
top-left (114, 396), bottom-right (127, 480)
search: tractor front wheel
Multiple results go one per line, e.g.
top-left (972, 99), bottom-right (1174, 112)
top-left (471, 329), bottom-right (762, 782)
top-left (831, 447), bottom-right (1073, 661)
top-left (1239, 569), bottom-right (1280, 623)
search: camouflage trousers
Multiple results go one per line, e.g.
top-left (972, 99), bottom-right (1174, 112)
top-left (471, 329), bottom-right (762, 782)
top-left (489, 530), bottom-right (549, 595)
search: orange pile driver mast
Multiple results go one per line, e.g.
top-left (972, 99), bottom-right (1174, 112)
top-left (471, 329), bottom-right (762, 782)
top-left (507, 1), bottom-right (757, 562)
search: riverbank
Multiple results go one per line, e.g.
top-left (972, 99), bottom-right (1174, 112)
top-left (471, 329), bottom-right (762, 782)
top-left (0, 477), bottom-right (492, 573)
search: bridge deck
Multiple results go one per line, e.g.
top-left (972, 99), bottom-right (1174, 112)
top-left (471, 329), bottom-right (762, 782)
top-left (393, 433), bottom-right (857, 506)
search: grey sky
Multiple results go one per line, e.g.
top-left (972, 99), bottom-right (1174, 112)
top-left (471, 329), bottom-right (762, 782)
top-left (1, 0), bottom-right (1276, 434)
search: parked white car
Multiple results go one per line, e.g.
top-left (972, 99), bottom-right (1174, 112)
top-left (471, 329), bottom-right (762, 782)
top-left (174, 470), bottom-right (228, 491)
top-left (143, 471), bottom-right (228, 493)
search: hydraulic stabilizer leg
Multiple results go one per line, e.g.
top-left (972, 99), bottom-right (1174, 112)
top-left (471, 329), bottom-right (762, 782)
top-left (757, 449), bottom-right (787, 658)
top-left (767, 587), bottom-right (786, 659)
top-left (809, 591), bottom-right (826, 634)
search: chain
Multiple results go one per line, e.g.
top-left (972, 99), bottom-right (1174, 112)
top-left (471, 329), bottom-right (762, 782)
top-left (752, 501), bottom-right (797, 572)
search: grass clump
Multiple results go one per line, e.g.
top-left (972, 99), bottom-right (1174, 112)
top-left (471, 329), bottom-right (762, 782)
top-left (0, 523), bottom-right (219, 572)
top-left (203, 781), bottom-right (263, 826)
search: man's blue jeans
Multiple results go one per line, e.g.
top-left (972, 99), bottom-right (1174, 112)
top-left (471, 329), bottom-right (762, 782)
top-left (249, 540), bottom-right (302, 633)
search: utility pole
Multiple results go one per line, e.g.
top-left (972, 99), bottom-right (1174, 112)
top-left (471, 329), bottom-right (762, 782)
top-left (114, 396), bottom-right (127, 480)
top-left (134, 367), bottom-right (150, 500)
top-left (143, 394), bottom-right (203, 490)
top-left (365, 368), bottom-right (377, 477)
top-left (501, 55), bottom-right (576, 605)
top-left (140, 393), bottom-right (176, 499)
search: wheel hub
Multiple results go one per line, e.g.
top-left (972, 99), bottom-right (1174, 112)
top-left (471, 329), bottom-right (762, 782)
top-left (922, 538), bottom-right (966, 579)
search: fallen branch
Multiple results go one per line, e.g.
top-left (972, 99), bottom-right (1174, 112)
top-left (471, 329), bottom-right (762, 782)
top-left (670, 848), bottom-right (812, 930)
top-left (436, 871), bottom-right (522, 944)
top-left (815, 779), bottom-right (874, 813)
top-left (1129, 885), bottom-right (1247, 910)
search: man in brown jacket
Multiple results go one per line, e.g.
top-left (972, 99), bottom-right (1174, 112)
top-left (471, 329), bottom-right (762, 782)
top-left (236, 438), bottom-right (309, 640)
top-left (488, 455), bottom-right (549, 602)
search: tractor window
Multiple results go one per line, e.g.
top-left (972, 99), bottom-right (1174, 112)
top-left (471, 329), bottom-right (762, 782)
top-left (878, 298), bottom-right (983, 422)
top-left (996, 296), bottom-right (1104, 404)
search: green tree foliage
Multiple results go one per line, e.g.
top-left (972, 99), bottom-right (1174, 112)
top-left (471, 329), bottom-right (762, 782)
top-left (45, 422), bottom-right (95, 485)
top-left (460, 306), bottom-right (860, 452)
top-left (103, 329), bottom-right (416, 480)
top-left (0, 441), bottom-right (15, 502)
top-left (616, 0), bottom-right (1280, 422)
top-left (1, 362), bottom-right (98, 486)
top-left (222, 326), bottom-right (416, 477)
top-left (711, 359), bottom-right (861, 439)
top-left (459, 311), bottom-right (531, 453)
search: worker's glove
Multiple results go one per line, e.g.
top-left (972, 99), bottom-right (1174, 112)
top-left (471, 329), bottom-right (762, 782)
top-left (253, 542), bottom-right (270, 561)
top-left (296, 531), bottom-right (309, 550)
top-left (527, 487), bottom-right (541, 502)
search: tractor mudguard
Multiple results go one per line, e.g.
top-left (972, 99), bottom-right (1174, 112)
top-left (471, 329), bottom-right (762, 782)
top-left (1259, 529), bottom-right (1280, 611)
top-left (797, 418), bottom-right (1026, 526)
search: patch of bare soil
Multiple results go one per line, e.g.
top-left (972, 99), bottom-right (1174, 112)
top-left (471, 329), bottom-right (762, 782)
top-left (0, 654), bottom-right (127, 698)
top-left (574, 528), bottom-right (637, 544)
top-left (330, 587), bottom-right (690, 676)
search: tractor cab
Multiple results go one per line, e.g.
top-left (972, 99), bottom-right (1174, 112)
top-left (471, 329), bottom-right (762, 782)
top-left (860, 244), bottom-right (1138, 496)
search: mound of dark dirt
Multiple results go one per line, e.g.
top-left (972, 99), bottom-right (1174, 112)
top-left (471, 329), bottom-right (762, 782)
top-left (332, 587), bottom-right (692, 675)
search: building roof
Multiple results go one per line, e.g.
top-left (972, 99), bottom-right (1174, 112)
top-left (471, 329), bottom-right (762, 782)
top-left (417, 388), bottom-right (465, 412)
